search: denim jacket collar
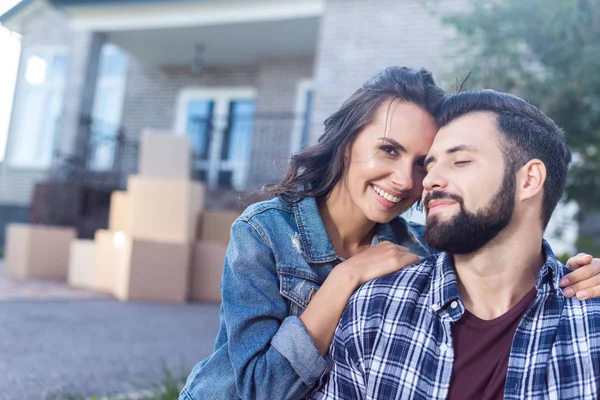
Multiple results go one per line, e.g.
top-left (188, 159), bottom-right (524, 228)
top-left (294, 197), bottom-right (338, 263)
top-left (294, 197), bottom-right (399, 263)
top-left (372, 220), bottom-right (397, 245)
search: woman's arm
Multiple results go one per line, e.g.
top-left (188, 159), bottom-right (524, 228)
top-left (223, 220), bottom-right (327, 400)
top-left (222, 222), bottom-right (420, 399)
top-left (300, 241), bottom-right (421, 355)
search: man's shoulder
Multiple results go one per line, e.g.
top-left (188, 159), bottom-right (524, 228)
top-left (547, 264), bottom-right (600, 345)
top-left (350, 255), bottom-right (439, 312)
top-left (562, 290), bottom-right (600, 314)
top-left (554, 263), bottom-right (600, 312)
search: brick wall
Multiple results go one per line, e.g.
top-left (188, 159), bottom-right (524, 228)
top-left (1, 0), bottom-right (471, 203)
top-left (308, 0), bottom-right (469, 143)
top-left (119, 55), bottom-right (314, 189)
top-left (249, 56), bottom-right (314, 188)
top-left (119, 59), bottom-right (257, 181)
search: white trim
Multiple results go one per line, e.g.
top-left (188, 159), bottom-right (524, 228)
top-left (67, 0), bottom-right (324, 32)
top-left (290, 79), bottom-right (314, 154)
top-left (0, 1), bottom-right (45, 35)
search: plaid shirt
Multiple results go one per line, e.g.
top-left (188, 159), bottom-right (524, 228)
top-left (313, 241), bottom-right (600, 400)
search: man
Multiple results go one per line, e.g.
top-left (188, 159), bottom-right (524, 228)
top-left (313, 90), bottom-right (600, 399)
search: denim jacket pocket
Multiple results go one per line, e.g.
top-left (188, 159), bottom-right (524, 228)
top-left (278, 267), bottom-right (322, 316)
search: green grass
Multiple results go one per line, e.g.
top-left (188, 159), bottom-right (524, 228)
top-left (55, 360), bottom-right (186, 400)
top-left (136, 360), bottom-right (184, 400)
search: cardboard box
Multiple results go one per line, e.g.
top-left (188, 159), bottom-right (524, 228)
top-left (191, 241), bottom-right (227, 302)
top-left (114, 237), bottom-right (191, 303)
top-left (93, 230), bottom-right (122, 293)
top-left (5, 224), bottom-right (76, 280)
top-left (68, 239), bottom-right (96, 289)
top-left (198, 211), bottom-right (240, 244)
top-left (108, 191), bottom-right (130, 232)
top-left (127, 176), bottom-right (205, 244)
top-left (138, 130), bottom-right (191, 180)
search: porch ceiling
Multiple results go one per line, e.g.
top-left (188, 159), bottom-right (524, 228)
top-left (106, 16), bottom-right (320, 66)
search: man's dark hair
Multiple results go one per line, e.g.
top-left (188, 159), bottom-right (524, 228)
top-left (266, 66), bottom-right (446, 201)
top-left (436, 89), bottom-right (572, 229)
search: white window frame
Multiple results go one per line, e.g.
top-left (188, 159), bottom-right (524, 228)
top-left (8, 46), bottom-right (69, 169)
top-left (174, 87), bottom-right (257, 189)
top-left (290, 79), bottom-right (314, 154)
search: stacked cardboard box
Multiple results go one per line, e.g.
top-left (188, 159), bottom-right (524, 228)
top-left (67, 239), bottom-right (96, 289)
top-left (6, 224), bottom-right (76, 281)
top-left (4, 129), bottom-right (243, 305)
top-left (191, 210), bottom-right (240, 302)
top-left (5, 224), bottom-right (76, 280)
top-left (105, 131), bottom-right (204, 302)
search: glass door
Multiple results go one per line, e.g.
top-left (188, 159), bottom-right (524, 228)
top-left (175, 88), bottom-right (256, 189)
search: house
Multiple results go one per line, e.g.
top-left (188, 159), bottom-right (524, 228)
top-left (0, 0), bottom-right (579, 254)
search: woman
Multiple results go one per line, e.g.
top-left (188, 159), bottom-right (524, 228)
top-left (180, 66), bottom-right (599, 400)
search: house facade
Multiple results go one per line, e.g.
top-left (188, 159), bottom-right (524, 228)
top-left (0, 0), bottom-right (579, 254)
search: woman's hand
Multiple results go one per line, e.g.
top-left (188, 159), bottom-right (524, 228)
top-left (299, 241), bottom-right (421, 355)
top-left (561, 253), bottom-right (600, 300)
top-left (338, 241), bottom-right (422, 288)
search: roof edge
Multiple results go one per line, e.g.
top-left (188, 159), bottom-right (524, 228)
top-left (49, 0), bottom-right (192, 6)
top-left (0, 0), bottom-right (35, 24)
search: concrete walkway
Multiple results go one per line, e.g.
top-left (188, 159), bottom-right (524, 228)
top-left (0, 268), bottom-right (221, 400)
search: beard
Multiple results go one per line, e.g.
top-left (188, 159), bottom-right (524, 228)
top-left (424, 170), bottom-right (516, 254)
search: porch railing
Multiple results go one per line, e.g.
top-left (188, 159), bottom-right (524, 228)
top-left (48, 111), bottom-right (311, 188)
top-left (49, 115), bottom-right (138, 190)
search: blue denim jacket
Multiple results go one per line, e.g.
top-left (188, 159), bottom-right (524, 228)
top-left (180, 196), bottom-right (430, 400)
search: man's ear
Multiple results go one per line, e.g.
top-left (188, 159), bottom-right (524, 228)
top-left (518, 159), bottom-right (546, 201)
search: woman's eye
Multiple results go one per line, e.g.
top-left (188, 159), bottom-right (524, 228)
top-left (454, 161), bottom-right (471, 166)
top-left (380, 145), bottom-right (396, 155)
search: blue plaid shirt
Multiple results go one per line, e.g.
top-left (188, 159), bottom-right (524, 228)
top-left (313, 241), bottom-right (600, 399)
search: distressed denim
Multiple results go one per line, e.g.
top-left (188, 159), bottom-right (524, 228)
top-left (180, 196), bottom-right (430, 400)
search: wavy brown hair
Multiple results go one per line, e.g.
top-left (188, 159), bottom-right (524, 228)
top-left (265, 66), bottom-right (446, 203)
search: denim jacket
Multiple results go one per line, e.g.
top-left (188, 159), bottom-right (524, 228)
top-left (180, 196), bottom-right (430, 400)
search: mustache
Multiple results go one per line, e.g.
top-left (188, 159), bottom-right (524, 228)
top-left (423, 191), bottom-right (464, 212)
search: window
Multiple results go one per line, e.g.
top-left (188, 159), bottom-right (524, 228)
top-left (88, 43), bottom-right (129, 171)
top-left (290, 79), bottom-right (314, 154)
top-left (175, 88), bottom-right (256, 190)
top-left (10, 48), bottom-right (68, 168)
top-left (186, 99), bottom-right (214, 163)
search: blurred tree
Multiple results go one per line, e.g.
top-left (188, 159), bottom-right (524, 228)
top-left (442, 0), bottom-right (600, 252)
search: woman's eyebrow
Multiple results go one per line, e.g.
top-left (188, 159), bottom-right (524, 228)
top-left (377, 137), bottom-right (406, 153)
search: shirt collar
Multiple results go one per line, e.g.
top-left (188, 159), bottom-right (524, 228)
top-left (536, 239), bottom-right (565, 296)
top-left (428, 239), bottom-right (565, 313)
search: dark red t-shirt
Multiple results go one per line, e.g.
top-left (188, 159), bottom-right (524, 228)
top-left (447, 287), bottom-right (537, 400)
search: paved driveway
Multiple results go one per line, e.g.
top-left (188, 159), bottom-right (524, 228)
top-left (0, 268), bottom-right (221, 400)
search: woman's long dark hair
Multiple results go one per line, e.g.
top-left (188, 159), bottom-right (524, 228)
top-left (266, 66), bottom-right (446, 203)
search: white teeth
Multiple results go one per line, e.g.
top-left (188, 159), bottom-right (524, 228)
top-left (373, 185), bottom-right (401, 204)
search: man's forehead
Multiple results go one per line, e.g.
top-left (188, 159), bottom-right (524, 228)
top-left (431, 112), bottom-right (500, 152)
